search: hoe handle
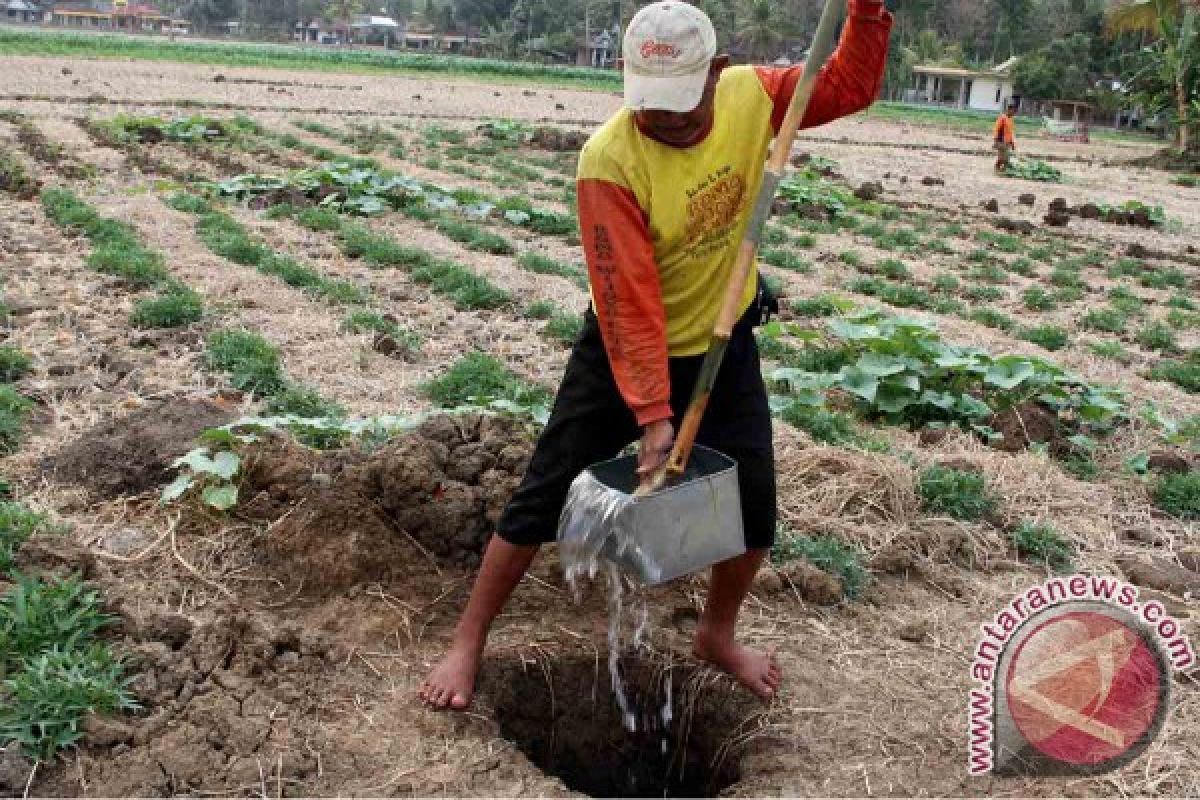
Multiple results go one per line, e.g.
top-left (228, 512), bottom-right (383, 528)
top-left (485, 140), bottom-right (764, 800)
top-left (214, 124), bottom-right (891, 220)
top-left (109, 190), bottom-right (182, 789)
top-left (644, 0), bottom-right (848, 494)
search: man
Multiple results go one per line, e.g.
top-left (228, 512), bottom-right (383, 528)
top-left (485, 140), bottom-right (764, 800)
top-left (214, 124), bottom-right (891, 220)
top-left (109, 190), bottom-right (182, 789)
top-left (420, 0), bottom-right (892, 711)
top-left (994, 100), bottom-right (1018, 172)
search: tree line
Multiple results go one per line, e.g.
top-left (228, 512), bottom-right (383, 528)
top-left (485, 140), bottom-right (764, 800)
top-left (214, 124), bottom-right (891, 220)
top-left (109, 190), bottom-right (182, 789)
top-left (160, 0), bottom-right (1196, 149)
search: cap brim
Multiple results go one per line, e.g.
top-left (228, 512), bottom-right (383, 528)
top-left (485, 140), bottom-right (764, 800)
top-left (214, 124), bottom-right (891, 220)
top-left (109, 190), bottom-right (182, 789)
top-left (624, 69), bottom-right (707, 113)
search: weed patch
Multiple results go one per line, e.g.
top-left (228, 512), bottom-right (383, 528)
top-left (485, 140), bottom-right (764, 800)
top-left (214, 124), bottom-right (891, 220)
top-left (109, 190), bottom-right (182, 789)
top-left (422, 352), bottom-right (550, 409)
top-left (771, 531), bottom-right (867, 599)
top-left (1136, 322), bottom-right (1177, 353)
top-left (1081, 308), bottom-right (1127, 334)
top-left (1010, 521), bottom-right (1073, 571)
top-left (0, 347), bottom-right (32, 383)
top-left (1019, 325), bottom-right (1070, 351)
top-left (0, 501), bottom-right (49, 575)
top-left (543, 310), bottom-right (584, 345)
top-left (0, 574), bottom-right (136, 762)
top-left (0, 386), bottom-right (33, 455)
top-left (1153, 472), bottom-right (1200, 520)
top-left (130, 288), bottom-right (205, 329)
top-left (1149, 353), bottom-right (1200, 393)
top-left (204, 329), bottom-right (286, 396)
top-left (919, 466), bottom-right (995, 520)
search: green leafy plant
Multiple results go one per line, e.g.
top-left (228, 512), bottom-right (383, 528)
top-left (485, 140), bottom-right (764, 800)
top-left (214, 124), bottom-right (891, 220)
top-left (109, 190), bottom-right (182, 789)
top-left (1087, 340), bottom-right (1131, 362)
top-left (1009, 257), bottom-right (1037, 277)
top-left (968, 308), bottom-right (1016, 331)
top-left (1022, 287), bottom-right (1057, 311)
top-left (0, 501), bottom-right (49, 576)
top-left (86, 242), bottom-right (171, 287)
top-left (1010, 521), bottom-right (1074, 571)
top-left (164, 191), bottom-right (211, 214)
top-left (771, 530), bottom-right (867, 599)
top-left (1137, 322), bottom-right (1177, 352)
top-left (0, 347), bottom-right (32, 383)
top-left (791, 294), bottom-right (852, 318)
top-left (1049, 267), bottom-right (1083, 289)
top-left (1028, 244), bottom-right (1058, 263)
top-left (1054, 286), bottom-right (1084, 304)
top-left (524, 300), bottom-right (556, 320)
top-left (0, 573), bottom-right (135, 762)
top-left (874, 258), bottom-right (910, 280)
top-left (1003, 157), bottom-right (1063, 182)
top-left (410, 260), bottom-right (512, 311)
top-left (965, 285), bottom-right (1005, 302)
top-left (434, 218), bottom-right (516, 255)
top-left (1107, 286), bottom-right (1145, 316)
top-left (130, 288), bottom-right (204, 329)
top-left (1139, 267), bottom-right (1188, 290)
top-left (516, 252), bottom-right (586, 285)
top-left (1081, 308), bottom-right (1127, 334)
top-left (777, 176), bottom-right (851, 217)
top-left (919, 465), bottom-right (996, 520)
top-left (161, 442), bottom-right (243, 510)
top-left (761, 249), bottom-right (812, 272)
top-left (1020, 325), bottom-right (1070, 351)
top-left (779, 402), bottom-right (863, 447)
top-left (1149, 352), bottom-right (1200, 393)
top-left (421, 352), bottom-right (551, 410)
top-left (932, 273), bottom-right (960, 293)
top-left (0, 386), bottom-right (32, 455)
top-left (1167, 308), bottom-right (1200, 330)
top-left (204, 329), bottom-right (287, 396)
top-left (772, 312), bottom-right (1125, 448)
top-left (342, 311), bottom-right (420, 353)
top-left (848, 278), bottom-right (934, 310)
top-left (1152, 471), bottom-right (1200, 520)
top-left (295, 206), bottom-right (343, 232)
top-left (542, 310), bottom-right (584, 346)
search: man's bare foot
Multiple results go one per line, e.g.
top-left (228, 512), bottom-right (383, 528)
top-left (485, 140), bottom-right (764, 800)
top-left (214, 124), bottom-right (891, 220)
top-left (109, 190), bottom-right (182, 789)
top-left (418, 638), bottom-right (482, 711)
top-left (693, 628), bottom-right (781, 701)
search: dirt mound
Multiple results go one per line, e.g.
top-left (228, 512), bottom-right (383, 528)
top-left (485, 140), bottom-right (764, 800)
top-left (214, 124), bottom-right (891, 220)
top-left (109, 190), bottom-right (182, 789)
top-left (988, 402), bottom-right (1063, 453)
top-left (21, 605), bottom-right (338, 798)
top-left (43, 398), bottom-right (236, 498)
top-left (238, 413), bottom-right (534, 593)
top-left (530, 126), bottom-right (587, 152)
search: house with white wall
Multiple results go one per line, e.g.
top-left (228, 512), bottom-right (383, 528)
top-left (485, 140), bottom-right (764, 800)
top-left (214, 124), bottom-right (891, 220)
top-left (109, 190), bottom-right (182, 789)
top-left (907, 57), bottom-right (1019, 113)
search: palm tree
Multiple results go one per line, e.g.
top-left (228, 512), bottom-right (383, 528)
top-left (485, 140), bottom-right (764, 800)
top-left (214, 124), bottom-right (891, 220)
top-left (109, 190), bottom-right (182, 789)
top-left (1107, 0), bottom-right (1199, 151)
top-left (737, 0), bottom-right (783, 62)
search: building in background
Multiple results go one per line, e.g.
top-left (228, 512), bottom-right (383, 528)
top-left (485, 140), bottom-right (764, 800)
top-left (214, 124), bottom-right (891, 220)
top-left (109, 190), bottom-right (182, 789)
top-left (908, 57), bottom-right (1019, 113)
top-left (4, 0), bottom-right (45, 23)
top-left (39, 2), bottom-right (185, 33)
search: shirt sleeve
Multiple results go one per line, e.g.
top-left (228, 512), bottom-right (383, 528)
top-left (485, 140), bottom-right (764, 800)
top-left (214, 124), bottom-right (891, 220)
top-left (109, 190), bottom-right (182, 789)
top-left (577, 176), bottom-right (672, 427)
top-left (754, 0), bottom-right (894, 133)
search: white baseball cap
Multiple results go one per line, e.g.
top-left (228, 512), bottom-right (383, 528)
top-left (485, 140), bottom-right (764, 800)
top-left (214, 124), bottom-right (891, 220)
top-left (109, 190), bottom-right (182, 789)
top-left (623, 2), bottom-right (718, 113)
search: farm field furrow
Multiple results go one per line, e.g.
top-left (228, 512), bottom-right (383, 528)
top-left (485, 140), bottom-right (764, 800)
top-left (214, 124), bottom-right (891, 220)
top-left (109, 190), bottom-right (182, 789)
top-left (0, 48), bottom-right (1198, 799)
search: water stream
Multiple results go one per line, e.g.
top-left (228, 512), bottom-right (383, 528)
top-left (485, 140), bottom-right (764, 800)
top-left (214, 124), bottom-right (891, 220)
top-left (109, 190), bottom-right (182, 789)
top-left (559, 472), bottom-right (673, 742)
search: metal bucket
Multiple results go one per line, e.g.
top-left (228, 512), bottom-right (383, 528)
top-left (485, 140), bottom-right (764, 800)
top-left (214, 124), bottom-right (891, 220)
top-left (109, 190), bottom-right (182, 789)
top-left (560, 445), bottom-right (746, 585)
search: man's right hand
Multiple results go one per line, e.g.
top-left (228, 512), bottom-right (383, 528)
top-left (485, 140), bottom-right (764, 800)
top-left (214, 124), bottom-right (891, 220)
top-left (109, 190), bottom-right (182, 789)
top-left (637, 419), bottom-right (675, 482)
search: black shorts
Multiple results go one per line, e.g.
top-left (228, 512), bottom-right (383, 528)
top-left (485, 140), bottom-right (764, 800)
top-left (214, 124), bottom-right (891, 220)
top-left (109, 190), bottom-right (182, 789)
top-left (496, 308), bottom-right (776, 550)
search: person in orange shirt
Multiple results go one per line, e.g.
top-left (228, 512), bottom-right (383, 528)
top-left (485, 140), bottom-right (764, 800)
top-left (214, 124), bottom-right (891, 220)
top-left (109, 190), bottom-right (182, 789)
top-left (420, 0), bottom-right (892, 711)
top-left (994, 100), bottom-right (1018, 172)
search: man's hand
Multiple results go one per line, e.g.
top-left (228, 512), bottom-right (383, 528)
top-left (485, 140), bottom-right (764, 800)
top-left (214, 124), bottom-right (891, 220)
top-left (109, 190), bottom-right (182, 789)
top-left (637, 419), bottom-right (675, 481)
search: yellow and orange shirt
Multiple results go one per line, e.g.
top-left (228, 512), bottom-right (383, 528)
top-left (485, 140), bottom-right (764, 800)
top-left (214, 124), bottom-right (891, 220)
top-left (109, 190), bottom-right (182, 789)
top-left (994, 113), bottom-right (1016, 146)
top-left (577, 0), bottom-right (893, 426)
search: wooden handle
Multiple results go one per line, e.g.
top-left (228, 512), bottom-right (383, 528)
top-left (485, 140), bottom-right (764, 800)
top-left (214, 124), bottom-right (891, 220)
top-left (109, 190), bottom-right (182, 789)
top-left (640, 0), bottom-right (848, 493)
